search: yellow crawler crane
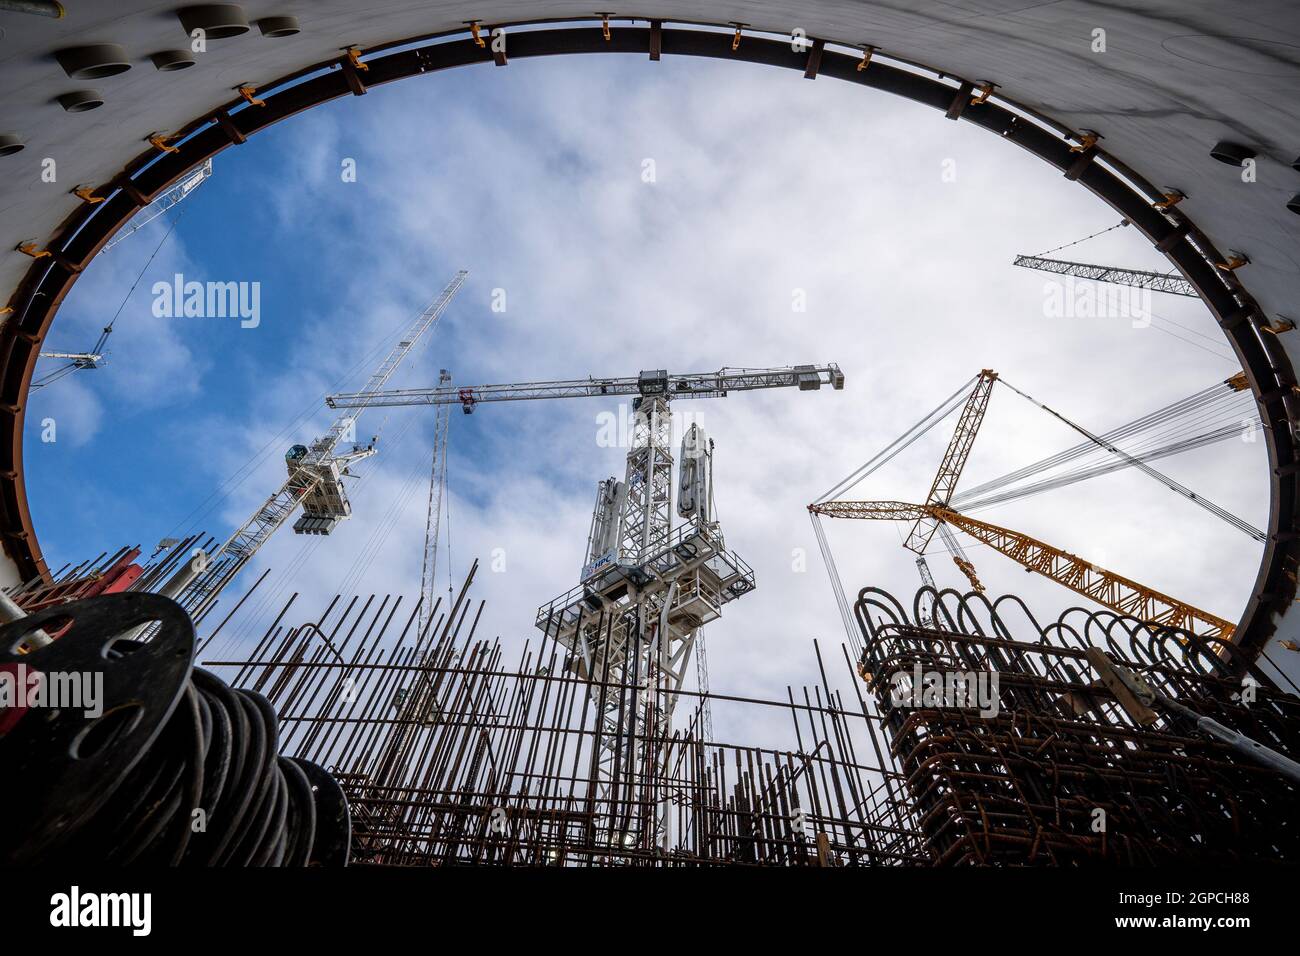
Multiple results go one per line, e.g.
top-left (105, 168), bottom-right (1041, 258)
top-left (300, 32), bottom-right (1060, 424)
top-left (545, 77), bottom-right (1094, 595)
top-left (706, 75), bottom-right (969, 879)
top-left (810, 368), bottom-right (1240, 643)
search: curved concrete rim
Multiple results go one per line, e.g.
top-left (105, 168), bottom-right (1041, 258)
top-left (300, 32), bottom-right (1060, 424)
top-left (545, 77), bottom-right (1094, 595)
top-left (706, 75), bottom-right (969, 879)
top-left (0, 10), bottom-right (1295, 671)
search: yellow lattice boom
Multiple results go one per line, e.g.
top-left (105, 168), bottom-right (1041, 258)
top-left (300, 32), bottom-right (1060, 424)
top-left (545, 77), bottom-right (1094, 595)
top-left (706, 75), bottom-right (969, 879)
top-left (809, 499), bottom-right (1235, 641)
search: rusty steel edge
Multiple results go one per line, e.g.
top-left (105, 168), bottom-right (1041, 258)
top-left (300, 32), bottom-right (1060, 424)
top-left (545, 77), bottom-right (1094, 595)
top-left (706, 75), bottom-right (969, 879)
top-left (0, 21), bottom-right (1292, 666)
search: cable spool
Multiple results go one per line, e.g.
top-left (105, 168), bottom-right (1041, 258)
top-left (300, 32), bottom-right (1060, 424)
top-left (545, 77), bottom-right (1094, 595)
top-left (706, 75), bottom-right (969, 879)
top-left (0, 592), bottom-right (350, 866)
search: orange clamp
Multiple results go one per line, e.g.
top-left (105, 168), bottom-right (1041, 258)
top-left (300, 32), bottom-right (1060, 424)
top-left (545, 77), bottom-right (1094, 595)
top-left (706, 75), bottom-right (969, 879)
top-left (237, 85), bottom-right (266, 107)
top-left (148, 133), bottom-right (180, 154)
top-left (857, 46), bottom-right (875, 71)
top-left (73, 185), bottom-right (104, 204)
top-left (1070, 130), bottom-right (1099, 153)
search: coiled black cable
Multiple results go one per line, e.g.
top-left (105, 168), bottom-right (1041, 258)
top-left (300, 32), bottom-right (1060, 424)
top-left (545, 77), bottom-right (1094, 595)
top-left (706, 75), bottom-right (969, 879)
top-left (0, 592), bottom-right (349, 866)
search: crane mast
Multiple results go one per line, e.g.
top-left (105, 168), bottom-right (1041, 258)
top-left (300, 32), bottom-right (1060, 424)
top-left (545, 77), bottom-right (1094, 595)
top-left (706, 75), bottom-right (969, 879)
top-left (531, 368), bottom-right (841, 849)
top-left (620, 389), bottom-right (675, 560)
top-left (418, 370), bottom-right (453, 638)
top-left (357, 360), bottom-right (844, 848)
top-left (171, 270), bottom-right (467, 619)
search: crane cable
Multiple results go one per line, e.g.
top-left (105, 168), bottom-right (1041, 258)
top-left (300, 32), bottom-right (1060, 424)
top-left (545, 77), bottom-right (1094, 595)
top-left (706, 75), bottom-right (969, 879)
top-left (810, 511), bottom-right (862, 654)
top-left (810, 372), bottom-right (990, 653)
top-left (815, 374), bottom-right (977, 504)
top-left (956, 381), bottom-right (1242, 499)
top-left (952, 380), bottom-right (1256, 512)
top-left (33, 204), bottom-right (188, 389)
top-left (998, 377), bottom-right (1265, 542)
top-left (1029, 218), bottom-right (1129, 258)
top-left (204, 412), bottom-right (427, 662)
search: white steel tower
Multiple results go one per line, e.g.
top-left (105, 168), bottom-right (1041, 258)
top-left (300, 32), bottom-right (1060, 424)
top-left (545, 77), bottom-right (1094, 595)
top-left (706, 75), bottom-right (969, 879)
top-left (327, 361), bottom-right (846, 851)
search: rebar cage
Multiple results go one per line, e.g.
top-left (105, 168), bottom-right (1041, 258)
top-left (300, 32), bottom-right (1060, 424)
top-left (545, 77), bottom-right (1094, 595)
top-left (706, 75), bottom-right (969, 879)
top-left (200, 561), bottom-right (926, 866)
top-left (855, 585), bottom-right (1300, 865)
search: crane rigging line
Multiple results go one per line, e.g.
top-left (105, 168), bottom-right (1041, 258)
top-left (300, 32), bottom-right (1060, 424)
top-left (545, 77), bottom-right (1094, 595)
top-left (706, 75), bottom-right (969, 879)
top-left (1029, 218), bottom-right (1130, 258)
top-left (32, 204), bottom-right (190, 389)
top-left (1144, 307), bottom-right (1238, 363)
top-left (997, 377), bottom-right (1265, 542)
top-left (958, 423), bottom-right (1256, 513)
top-left (331, 416), bottom-right (428, 601)
top-left (810, 511), bottom-right (862, 654)
top-left (814, 374), bottom-right (977, 504)
top-left (952, 379), bottom-right (1255, 511)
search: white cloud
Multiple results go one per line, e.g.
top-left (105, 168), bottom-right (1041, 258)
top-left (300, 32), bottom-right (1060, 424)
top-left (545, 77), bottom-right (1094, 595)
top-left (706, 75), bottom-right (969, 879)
top-left (39, 51), bottom-right (1292, 708)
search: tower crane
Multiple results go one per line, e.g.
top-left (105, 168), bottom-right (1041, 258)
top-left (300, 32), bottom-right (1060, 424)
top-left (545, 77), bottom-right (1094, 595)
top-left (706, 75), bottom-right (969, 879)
top-left (328, 362), bottom-right (846, 848)
top-left (31, 166), bottom-right (212, 389)
top-left (810, 369), bottom-right (1236, 644)
top-left (166, 270), bottom-right (467, 621)
top-left (903, 369), bottom-right (997, 561)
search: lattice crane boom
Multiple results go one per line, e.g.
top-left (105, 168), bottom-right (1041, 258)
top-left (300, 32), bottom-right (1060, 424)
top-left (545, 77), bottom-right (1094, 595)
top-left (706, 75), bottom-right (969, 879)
top-left (418, 370), bottom-right (453, 638)
top-left (1012, 254), bottom-right (1198, 297)
top-left (103, 159), bottom-right (213, 253)
top-left (904, 369), bottom-right (997, 554)
top-left (310, 271), bottom-right (467, 460)
top-left (809, 499), bottom-right (1235, 641)
top-left (326, 364), bottom-right (844, 410)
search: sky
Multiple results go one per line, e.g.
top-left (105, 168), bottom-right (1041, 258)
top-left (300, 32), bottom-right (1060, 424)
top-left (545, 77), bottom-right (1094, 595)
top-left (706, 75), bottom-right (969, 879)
top-left (24, 44), bottom-right (1295, 745)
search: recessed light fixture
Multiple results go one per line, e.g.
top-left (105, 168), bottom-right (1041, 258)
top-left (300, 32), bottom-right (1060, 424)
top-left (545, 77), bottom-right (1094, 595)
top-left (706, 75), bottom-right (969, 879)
top-left (57, 90), bottom-right (104, 113)
top-left (177, 4), bottom-right (250, 40)
top-left (150, 49), bottom-right (197, 71)
top-left (0, 134), bottom-right (25, 157)
top-left (257, 16), bottom-right (300, 38)
top-left (1209, 140), bottom-right (1256, 166)
top-left (54, 44), bottom-right (131, 80)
